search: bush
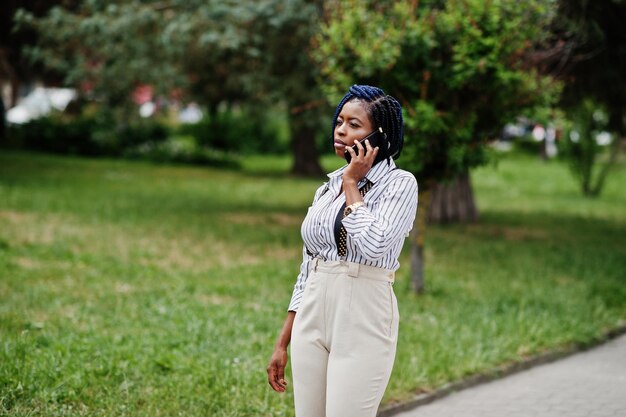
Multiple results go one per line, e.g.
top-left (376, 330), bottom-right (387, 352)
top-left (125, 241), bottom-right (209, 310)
top-left (559, 99), bottom-right (619, 197)
top-left (5, 113), bottom-right (104, 155)
top-left (178, 107), bottom-right (289, 155)
top-left (5, 112), bottom-right (173, 156)
top-left (513, 136), bottom-right (545, 155)
top-left (2, 104), bottom-right (290, 167)
top-left (123, 135), bottom-right (240, 168)
top-left (85, 122), bottom-right (171, 157)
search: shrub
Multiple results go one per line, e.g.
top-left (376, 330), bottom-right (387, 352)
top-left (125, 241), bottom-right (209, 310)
top-left (124, 135), bottom-right (240, 168)
top-left (560, 99), bottom-right (620, 197)
top-left (178, 107), bottom-right (289, 155)
top-left (5, 112), bottom-right (171, 158)
top-left (2, 104), bottom-right (287, 168)
top-left (5, 113), bottom-right (104, 155)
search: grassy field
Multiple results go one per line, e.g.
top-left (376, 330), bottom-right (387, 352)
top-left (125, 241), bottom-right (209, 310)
top-left (1, 150), bottom-right (625, 417)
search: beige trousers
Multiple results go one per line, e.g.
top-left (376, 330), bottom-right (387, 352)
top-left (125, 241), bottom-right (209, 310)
top-left (291, 259), bottom-right (399, 417)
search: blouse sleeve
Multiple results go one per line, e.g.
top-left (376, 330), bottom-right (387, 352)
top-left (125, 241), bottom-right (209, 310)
top-left (342, 173), bottom-right (418, 260)
top-left (287, 245), bottom-right (313, 312)
top-left (287, 182), bottom-right (329, 312)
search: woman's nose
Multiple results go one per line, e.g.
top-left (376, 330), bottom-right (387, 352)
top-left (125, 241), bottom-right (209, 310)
top-left (336, 124), bottom-right (346, 136)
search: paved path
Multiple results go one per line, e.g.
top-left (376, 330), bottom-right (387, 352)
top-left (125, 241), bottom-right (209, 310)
top-left (393, 334), bottom-right (626, 417)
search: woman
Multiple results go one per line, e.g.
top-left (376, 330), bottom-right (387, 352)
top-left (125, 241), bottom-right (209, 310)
top-left (267, 85), bottom-right (418, 417)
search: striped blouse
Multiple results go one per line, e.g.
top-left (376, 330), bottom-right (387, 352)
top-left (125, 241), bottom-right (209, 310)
top-left (288, 159), bottom-right (418, 312)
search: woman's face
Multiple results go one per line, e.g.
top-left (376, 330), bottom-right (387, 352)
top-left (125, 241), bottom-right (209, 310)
top-left (333, 99), bottom-right (374, 158)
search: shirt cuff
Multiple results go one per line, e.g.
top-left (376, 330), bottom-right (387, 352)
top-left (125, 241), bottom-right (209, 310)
top-left (342, 205), bottom-right (376, 234)
top-left (287, 288), bottom-right (304, 312)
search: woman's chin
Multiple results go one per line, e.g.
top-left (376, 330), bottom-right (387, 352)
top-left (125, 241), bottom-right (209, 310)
top-left (334, 148), bottom-right (346, 159)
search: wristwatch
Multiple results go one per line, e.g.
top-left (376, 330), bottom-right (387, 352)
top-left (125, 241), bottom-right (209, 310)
top-left (344, 201), bottom-right (365, 217)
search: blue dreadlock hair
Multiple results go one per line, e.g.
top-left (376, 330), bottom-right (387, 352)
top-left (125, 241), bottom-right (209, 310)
top-left (331, 84), bottom-right (404, 164)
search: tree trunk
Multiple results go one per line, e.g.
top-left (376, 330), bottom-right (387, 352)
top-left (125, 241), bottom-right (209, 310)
top-left (409, 189), bottom-right (430, 293)
top-left (289, 109), bottom-right (323, 177)
top-left (0, 94), bottom-right (5, 142)
top-left (428, 171), bottom-right (479, 224)
top-left (588, 132), bottom-right (621, 197)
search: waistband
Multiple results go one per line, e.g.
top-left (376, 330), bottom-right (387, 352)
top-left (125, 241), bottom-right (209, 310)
top-left (310, 258), bottom-right (395, 283)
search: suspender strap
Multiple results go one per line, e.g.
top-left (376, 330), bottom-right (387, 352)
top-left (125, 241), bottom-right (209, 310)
top-left (334, 180), bottom-right (373, 257)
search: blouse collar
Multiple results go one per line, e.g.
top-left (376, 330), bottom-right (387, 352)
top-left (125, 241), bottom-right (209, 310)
top-left (327, 158), bottom-right (396, 185)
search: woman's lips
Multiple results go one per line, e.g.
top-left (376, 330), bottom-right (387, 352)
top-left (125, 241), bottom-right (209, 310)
top-left (334, 140), bottom-right (347, 149)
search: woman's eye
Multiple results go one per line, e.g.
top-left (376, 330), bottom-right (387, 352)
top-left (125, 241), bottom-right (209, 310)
top-left (350, 122), bottom-right (359, 128)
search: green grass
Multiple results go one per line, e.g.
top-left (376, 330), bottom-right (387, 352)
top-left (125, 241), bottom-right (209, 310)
top-left (1, 150), bottom-right (625, 416)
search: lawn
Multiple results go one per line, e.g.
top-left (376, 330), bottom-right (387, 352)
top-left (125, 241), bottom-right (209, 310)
top-left (1, 150), bottom-right (625, 416)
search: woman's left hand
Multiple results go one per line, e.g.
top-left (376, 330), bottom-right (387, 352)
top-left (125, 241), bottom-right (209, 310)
top-left (343, 139), bottom-right (379, 184)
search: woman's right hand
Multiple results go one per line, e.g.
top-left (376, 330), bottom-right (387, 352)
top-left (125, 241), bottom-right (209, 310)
top-left (267, 347), bottom-right (289, 392)
top-left (343, 138), bottom-right (379, 184)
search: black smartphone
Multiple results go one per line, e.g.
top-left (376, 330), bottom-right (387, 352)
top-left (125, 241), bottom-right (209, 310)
top-left (344, 127), bottom-right (385, 164)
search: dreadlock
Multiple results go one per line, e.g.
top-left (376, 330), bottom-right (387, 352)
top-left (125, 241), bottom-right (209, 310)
top-left (331, 85), bottom-right (404, 163)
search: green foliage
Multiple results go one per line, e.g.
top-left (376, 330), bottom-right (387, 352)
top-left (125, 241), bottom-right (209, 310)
top-left (178, 108), bottom-right (290, 155)
top-left (5, 112), bottom-right (169, 157)
top-left (14, 0), bottom-right (326, 174)
top-left (544, 0), bottom-right (626, 198)
top-left (0, 151), bottom-right (625, 415)
top-left (3, 110), bottom-right (246, 168)
top-left (13, 0), bottom-right (323, 121)
top-left (122, 135), bottom-right (240, 169)
top-left (15, 2), bottom-right (184, 108)
top-left (314, 0), bottom-right (561, 183)
top-left (4, 100), bottom-right (291, 165)
top-left (560, 99), bottom-right (619, 197)
top-left (5, 113), bottom-right (106, 156)
top-left (553, 0), bottom-right (626, 135)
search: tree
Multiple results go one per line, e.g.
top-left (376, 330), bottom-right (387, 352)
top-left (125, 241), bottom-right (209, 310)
top-left (314, 0), bottom-right (560, 291)
top-left (252, 0), bottom-right (327, 176)
top-left (532, 0), bottom-right (626, 196)
top-left (16, 2), bottom-right (188, 118)
top-left (560, 100), bottom-right (619, 196)
top-left (554, 0), bottom-right (626, 136)
top-left (1, 0), bottom-right (78, 108)
top-left (16, 0), bottom-right (326, 175)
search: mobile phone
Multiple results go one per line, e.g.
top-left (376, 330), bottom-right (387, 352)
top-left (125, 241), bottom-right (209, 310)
top-left (344, 127), bottom-right (385, 164)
